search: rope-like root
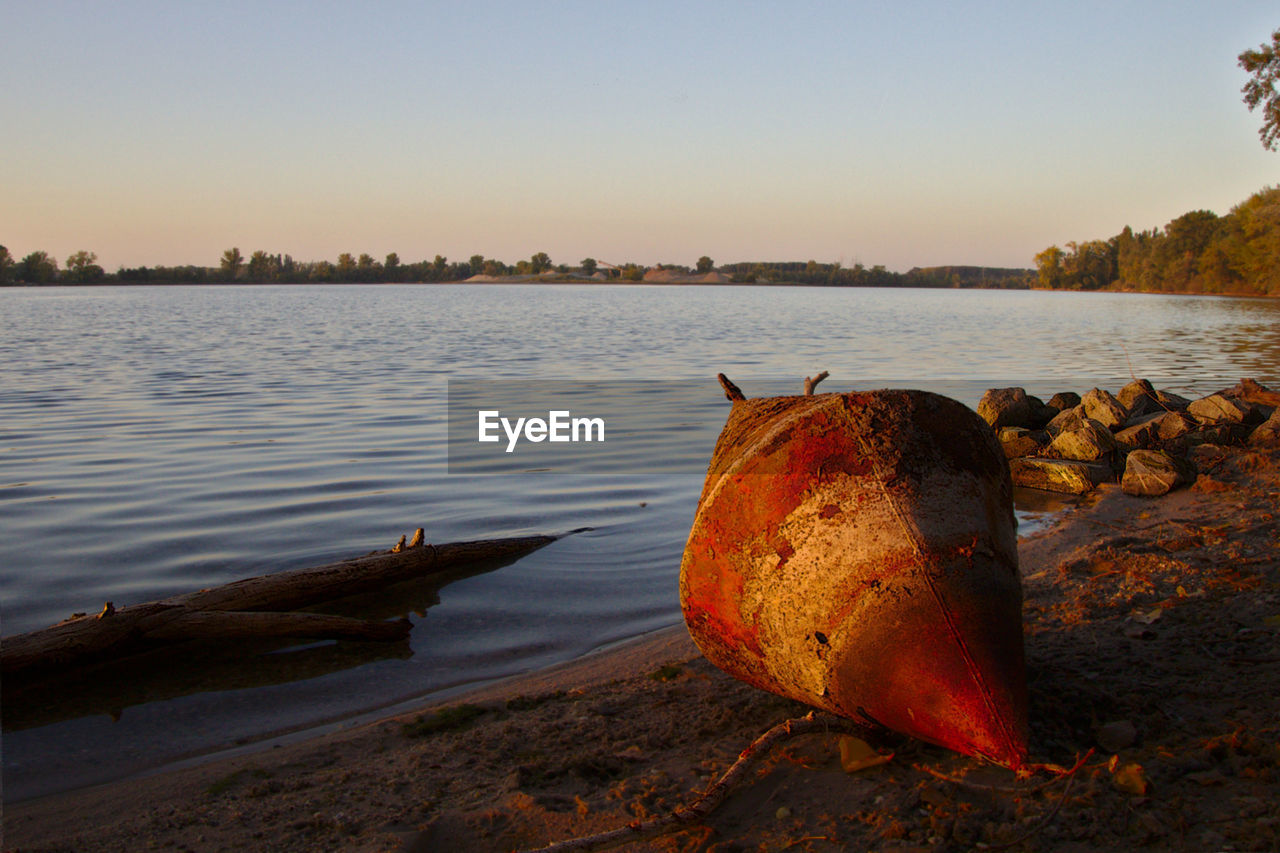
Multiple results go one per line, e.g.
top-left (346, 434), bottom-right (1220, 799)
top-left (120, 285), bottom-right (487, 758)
top-left (521, 711), bottom-right (868, 853)
top-left (915, 749), bottom-right (1093, 850)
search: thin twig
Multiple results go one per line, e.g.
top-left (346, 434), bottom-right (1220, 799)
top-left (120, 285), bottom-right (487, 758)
top-left (915, 750), bottom-right (1093, 795)
top-left (978, 770), bottom-right (1078, 851)
top-left (521, 712), bottom-right (869, 853)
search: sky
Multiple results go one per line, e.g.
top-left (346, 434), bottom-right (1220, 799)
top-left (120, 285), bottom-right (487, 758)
top-left (2, 0), bottom-right (1277, 273)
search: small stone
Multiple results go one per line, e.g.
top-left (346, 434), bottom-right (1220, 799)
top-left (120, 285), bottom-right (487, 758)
top-left (1111, 762), bottom-right (1150, 795)
top-left (775, 806), bottom-right (792, 820)
top-left (1096, 719), bottom-right (1137, 752)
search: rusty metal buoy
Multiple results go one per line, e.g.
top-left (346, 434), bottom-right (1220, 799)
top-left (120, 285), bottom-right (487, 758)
top-left (679, 388), bottom-right (1027, 767)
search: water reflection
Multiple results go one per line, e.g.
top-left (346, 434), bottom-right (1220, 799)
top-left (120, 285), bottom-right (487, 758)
top-left (2, 556), bottom-right (518, 732)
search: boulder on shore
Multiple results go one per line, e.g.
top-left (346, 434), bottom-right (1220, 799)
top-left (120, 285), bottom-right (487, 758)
top-left (1009, 457), bottom-right (1113, 495)
top-left (1118, 379), bottom-right (1160, 418)
top-left (1025, 395), bottom-right (1060, 430)
top-left (1115, 414), bottom-right (1162, 452)
top-left (1046, 406), bottom-right (1086, 437)
top-left (1188, 394), bottom-right (1253, 425)
top-left (1121, 450), bottom-right (1198, 497)
top-left (1048, 419), bottom-right (1118, 462)
top-left (1047, 392), bottom-right (1082, 411)
top-left (1249, 410), bottom-right (1280, 446)
top-left (1082, 388), bottom-right (1128, 431)
top-left (978, 387), bottom-right (1031, 430)
top-left (1156, 411), bottom-right (1197, 442)
top-left (998, 427), bottom-right (1045, 459)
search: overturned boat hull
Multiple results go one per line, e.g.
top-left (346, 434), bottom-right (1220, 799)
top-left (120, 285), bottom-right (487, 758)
top-left (680, 389), bottom-right (1027, 767)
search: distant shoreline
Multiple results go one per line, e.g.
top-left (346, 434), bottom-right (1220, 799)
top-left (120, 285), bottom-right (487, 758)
top-left (4, 280), bottom-right (1277, 298)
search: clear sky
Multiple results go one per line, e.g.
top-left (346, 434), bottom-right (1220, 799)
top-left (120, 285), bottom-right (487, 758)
top-left (2, 1), bottom-right (1277, 273)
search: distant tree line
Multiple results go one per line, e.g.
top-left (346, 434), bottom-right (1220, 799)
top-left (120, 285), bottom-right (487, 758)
top-left (0, 244), bottom-right (1034, 289)
top-left (1034, 186), bottom-right (1280, 296)
top-left (717, 260), bottom-right (1032, 289)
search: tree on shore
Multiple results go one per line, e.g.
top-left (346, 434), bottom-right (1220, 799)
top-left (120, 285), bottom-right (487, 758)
top-left (0, 245), bottom-right (13, 284)
top-left (1032, 186), bottom-right (1280, 295)
top-left (17, 250), bottom-right (58, 284)
top-left (65, 250), bottom-right (105, 283)
top-left (384, 252), bottom-right (402, 282)
top-left (580, 257), bottom-right (597, 275)
top-left (246, 250), bottom-right (278, 282)
top-left (529, 252), bottom-right (552, 274)
top-left (1240, 28), bottom-right (1280, 151)
top-left (220, 248), bottom-right (243, 281)
top-left (696, 255), bottom-right (714, 273)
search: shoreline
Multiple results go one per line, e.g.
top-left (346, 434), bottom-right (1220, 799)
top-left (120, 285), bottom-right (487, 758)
top-left (8, 442), bottom-right (1279, 851)
top-left (4, 281), bottom-right (1278, 298)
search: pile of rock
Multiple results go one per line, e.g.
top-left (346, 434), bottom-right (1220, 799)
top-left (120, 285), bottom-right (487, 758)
top-left (977, 378), bottom-right (1280, 497)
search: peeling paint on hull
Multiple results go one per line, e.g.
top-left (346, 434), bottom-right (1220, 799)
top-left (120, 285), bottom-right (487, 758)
top-left (679, 389), bottom-right (1028, 768)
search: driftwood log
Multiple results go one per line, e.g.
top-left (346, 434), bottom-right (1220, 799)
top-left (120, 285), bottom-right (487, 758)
top-left (2, 532), bottom-right (561, 678)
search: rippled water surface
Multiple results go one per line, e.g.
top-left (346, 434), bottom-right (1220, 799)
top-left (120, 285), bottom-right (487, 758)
top-left (3, 284), bottom-right (1279, 799)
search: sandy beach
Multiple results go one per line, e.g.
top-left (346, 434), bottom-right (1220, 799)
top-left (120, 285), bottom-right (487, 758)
top-left (6, 442), bottom-right (1280, 852)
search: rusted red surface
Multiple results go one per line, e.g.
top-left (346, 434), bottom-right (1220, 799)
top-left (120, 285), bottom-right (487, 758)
top-left (680, 389), bottom-right (1028, 768)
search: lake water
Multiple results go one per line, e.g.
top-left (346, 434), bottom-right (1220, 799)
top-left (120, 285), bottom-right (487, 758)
top-left (4, 283), bottom-right (1280, 800)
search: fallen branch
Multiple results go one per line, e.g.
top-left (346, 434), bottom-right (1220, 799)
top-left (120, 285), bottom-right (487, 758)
top-left (522, 711), bottom-right (871, 853)
top-left (2, 532), bottom-right (560, 677)
top-left (803, 370), bottom-right (829, 395)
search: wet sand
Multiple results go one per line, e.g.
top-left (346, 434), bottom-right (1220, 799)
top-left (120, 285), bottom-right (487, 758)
top-left (6, 443), bottom-right (1280, 852)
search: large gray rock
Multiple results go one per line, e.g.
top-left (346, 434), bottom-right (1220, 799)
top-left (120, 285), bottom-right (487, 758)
top-left (1121, 450), bottom-right (1197, 497)
top-left (978, 387), bottom-right (1031, 429)
top-left (1009, 457), bottom-right (1113, 495)
top-left (1082, 388), bottom-right (1128, 431)
top-left (1048, 418), bottom-right (1118, 462)
top-left (1188, 394), bottom-right (1251, 424)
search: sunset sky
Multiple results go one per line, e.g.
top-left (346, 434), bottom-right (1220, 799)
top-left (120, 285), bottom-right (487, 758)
top-left (3, 1), bottom-right (1277, 273)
